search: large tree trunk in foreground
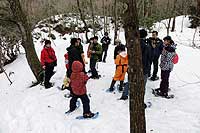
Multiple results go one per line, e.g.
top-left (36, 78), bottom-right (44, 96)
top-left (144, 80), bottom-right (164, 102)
top-left (8, 0), bottom-right (42, 82)
top-left (121, 0), bottom-right (146, 132)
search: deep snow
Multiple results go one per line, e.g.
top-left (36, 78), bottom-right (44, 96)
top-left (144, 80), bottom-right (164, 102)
top-left (0, 16), bottom-right (200, 133)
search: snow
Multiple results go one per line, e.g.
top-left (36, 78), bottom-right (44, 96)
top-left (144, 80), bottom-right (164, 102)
top-left (0, 16), bottom-right (200, 133)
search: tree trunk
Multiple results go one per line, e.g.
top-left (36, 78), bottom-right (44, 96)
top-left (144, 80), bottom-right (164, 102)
top-left (103, 0), bottom-right (106, 33)
top-left (76, 0), bottom-right (89, 42)
top-left (114, 0), bottom-right (118, 41)
top-left (171, 0), bottom-right (177, 32)
top-left (89, 0), bottom-right (95, 36)
top-left (171, 17), bottom-right (176, 32)
top-left (8, 0), bottom-right (42, 82)
top-left (167, 18), bottom-right (171, 36)
top-left (121, 0), bottom-right (146, 132)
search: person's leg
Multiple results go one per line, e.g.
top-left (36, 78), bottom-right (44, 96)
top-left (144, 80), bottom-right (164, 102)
top-left (49, 66), bottom-right (55, 83)
top-left (152, 58), bottom-right (159, 78)
top-left (90, 59), bottom-right (98, 77)
top-left (109, 79), bottom-right (116, 91)
top-left (92, 60), bottom-right (98, 77)
top-left (149, 59), bottom-right (153, 77)
top-left (69, 95), bottom-right (78, 111)
top-left (143, 74), bottom-right (148, 89)
top-left (159, 70), bottom-right (170, 95)
top-left (119, 80), bottom-right (124, 91)
top-left (44, 65), bottom-right (51, 88)
top-left (120, 82), bottom-right (129, 100)
top-left (103, 47), bottom-right (108, 62)
top-left (80, 94), bottom-right (91, 114)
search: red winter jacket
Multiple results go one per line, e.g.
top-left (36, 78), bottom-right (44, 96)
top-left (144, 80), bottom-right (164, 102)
top-left (70, 61), bottom-right (89, 96)
top-left (64, 53), bottom-right (69, 69)
top-left (40, 47), bottom-right (57, 66)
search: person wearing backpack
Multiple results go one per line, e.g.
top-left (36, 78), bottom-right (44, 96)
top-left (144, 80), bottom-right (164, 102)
top-left (40, 40), bottom-right (57, 89)
top-left (154, 36), bottom-right (176, 98)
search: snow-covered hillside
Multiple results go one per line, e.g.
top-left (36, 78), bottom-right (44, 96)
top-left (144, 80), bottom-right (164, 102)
top-left (0, 16), bottom-right (200, 133)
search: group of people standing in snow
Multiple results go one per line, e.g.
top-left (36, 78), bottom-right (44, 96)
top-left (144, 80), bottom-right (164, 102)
top-left (116, 29), bottom-right (177, 100)
top-left (40, 29), bottom-right (177, 117)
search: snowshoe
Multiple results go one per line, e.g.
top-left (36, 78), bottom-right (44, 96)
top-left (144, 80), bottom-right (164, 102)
top-left (149, 76), bottom-right (159, 81)
top-left (152, 89), bottom-right (174, 99)
top-left (76, 112), bottom-right (99, 120)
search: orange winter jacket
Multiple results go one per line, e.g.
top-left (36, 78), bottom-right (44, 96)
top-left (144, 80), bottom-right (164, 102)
top-left (113, 51), bottom-right (128, 81)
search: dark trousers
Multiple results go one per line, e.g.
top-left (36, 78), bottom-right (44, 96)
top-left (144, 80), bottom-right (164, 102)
top-left (90, 58), bottom-right (98, 77)
top-left (101, 45), bottom-right (108, 62)
top-left (70, 94), bottom-right (91, 114)
top-left (44, 65), bottom-right (54, 86)
top-left (150, 57), bottom-right (159, 77)
top-left (159, 70), bottom-right (171, 93)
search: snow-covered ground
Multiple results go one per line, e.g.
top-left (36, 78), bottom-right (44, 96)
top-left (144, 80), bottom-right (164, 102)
top-left (0, 16), bottom-right (200, 133)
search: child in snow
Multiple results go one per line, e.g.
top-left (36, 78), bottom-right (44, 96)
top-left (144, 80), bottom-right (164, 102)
top-left (61, 53), bottom-right (70, 90)
top-left (40, 40), bottom-right (57, 89)
top-left (109, 47), bottom-right (128, 92)
top-left (154, 36), bottom-right (176, 97)
top-left (68, 61), bottom-right (94, 118)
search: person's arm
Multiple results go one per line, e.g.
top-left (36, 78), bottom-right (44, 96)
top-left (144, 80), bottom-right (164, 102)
top-left (40, 50), bottom-right (46, 69)
top-left (115, 55), bottom-right (120, 65)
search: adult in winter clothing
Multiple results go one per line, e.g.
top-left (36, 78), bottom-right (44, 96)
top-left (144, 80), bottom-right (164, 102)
top-left (154, 36), bottom-right (176, 97)
top-left (66, 38), bottom-right (85, 77)
top-left (88, 36), bottom-right (102, 79)
top-left (69, 61), bottom-right (94, 118)
top-left (109, 48), bottom-right (128, 92)
top-left (149, 31), bottom-right (164, 80)
top-left (87, 37), bottom-right (94, 58)
top-left (77, 38), bottom-right (87, 64)
top-left (114, 39), bottom-right (126, 59)
top-left (100, 32), bottom-right (111, 62)
top-left (119, 29), bottom-right (151, 100)
top-left (87, 37), bottom-right (94, 73)
top-left (40, 40), bottom-right (57, 89)
top-left (140, 29), bottom-right (152, 86)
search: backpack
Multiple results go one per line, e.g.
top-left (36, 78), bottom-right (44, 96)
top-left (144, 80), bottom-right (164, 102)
top-left (172, 53), bottom-right (179, 64)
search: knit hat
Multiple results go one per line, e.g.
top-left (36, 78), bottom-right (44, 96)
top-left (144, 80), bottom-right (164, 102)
top-left (163, 36), bottom-right (172, 41)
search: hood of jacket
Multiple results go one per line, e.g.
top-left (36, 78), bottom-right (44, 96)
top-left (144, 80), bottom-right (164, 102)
top-left (72, 61), bottom-right (83, 73)
top-left (119, 51), bottom-right (127, 58)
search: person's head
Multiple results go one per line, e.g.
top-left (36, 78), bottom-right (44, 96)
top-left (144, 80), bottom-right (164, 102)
top-left (93, 36), bottom-right (98, 43)
top-left (71, 38), bottom-right (78, 46)
top-left (152, 31), bottom-right (158, 39)
top-left (115, 39), bottom-right (121, 45)
top-left (104, 32), bottom-right (108, 36)
top-left (44, 40), bottom-right (51, 48)
top-left (163, 36), bottom-right (172, 46)
top-left (139, 29), bottom-right (148, 39)
top-left (89, 37), bottom-right (94, 43)
top-left (77, 38), bottom-right (81, 45)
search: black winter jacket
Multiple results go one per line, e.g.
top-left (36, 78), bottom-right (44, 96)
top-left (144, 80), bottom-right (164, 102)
top-left (149, 37), bottom-right (164, 60)
top-left (67, 45), bottom-right (85, 77)
top-left (140, 38), bottom-right (152, 75)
